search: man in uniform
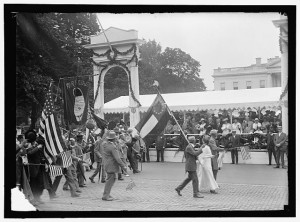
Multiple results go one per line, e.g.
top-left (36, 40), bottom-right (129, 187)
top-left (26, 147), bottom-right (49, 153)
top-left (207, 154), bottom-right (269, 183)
top-left (89, 133), bottom-right (106, 183)
top-left (175, 136), bottom-right (204, 198)
top-left (156, 132), bottom-right (166, 162)
top-left (72, 132), bottom-right (86, 187)
top-left (102, 131), bottom-right (127, 201)
top-left (228, 130), bottom-right (240, 164)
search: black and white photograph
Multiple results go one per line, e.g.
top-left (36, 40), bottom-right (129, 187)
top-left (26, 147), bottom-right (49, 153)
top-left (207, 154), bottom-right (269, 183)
top-left (3, 0), bottom-right (297, 219)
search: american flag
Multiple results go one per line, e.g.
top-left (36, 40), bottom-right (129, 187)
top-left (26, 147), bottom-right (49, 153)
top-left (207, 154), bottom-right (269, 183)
top-left (49, 165), bottom-right (63, 178)
top-left (39, 86), bottom-right (66, 157)
top-left (61, 150), bottom-right (72, 168)
top-left (241, 146), bottom-right (251, 160)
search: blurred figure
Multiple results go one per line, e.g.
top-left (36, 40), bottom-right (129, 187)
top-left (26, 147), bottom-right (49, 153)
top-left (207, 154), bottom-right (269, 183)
top-left (156, 132), bottom-right (166, 162)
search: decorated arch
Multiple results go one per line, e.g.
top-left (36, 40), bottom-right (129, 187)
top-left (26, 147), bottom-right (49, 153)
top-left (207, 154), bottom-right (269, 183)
top-left (84, 27), bottom-right (144, 127)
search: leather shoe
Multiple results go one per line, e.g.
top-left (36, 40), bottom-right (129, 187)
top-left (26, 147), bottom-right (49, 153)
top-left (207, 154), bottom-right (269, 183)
top-left (76, 190), bottom-right (82, 193)
top-left (282, 166), bottom-right (287, 169)
top-left (79, 184), bottom-right (87, 187)
top-left (193, 194), bottom-right (204, 198)
top-left (89, 177), bottom-right (95, 183)
top-left (274, 166), bottom-right (280, 168)
top-left (102, 197), bottom-right (114, 201)
top-left (71, 193), bottom-right (80, 198)
top-left (118, 178), bottom-right (124, 181)
top-left (175, 188), bottom-right (182, 196)
top-left (210, 190), bottom-right (218, 194)
top-left (50, 194), bottom-right (58, 199)
top-left (101, 180), bottom-right (106, 183)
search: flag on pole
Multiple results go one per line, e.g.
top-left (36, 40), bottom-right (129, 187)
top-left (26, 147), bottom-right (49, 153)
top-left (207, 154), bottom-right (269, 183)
top-left (49, 165), bottom-right (63, 178)
top-left (241, 146), bottom-right (251, 160)
top-left (135, 94), bottom-right (171, 140)
top-left (61, 77), bottom-right (90, 126)
top-left (91, 111), bottom-right (107, 129)
top-left (44, 148), bottom-right (54, 165)
top-left (126, 179), bottom-right (136, 191)
top-left (38, 86), bottom-right (66, 157)
top-left (61, 150), bottom-right (72, 168)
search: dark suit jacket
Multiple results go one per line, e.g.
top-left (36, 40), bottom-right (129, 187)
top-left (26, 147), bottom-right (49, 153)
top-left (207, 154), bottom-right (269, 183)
top-left (184, 143), bottom-right (202, 172)
top-left (26, 142), bottom-right (43, 178)
top-left (94, 139), bottom-right (103, 162)
top-left (229, 134), bottom-right (240, 148)
top-left (208, 137), bottom-right (221, 171)
top-left (103, 141), bottom-right (126, 173)
top-left (273, 132), bottom-right (287, 151)
top-left (266, 133), bottom-right (275, 150)
top-left (156, 135), bottom-right (166, 150)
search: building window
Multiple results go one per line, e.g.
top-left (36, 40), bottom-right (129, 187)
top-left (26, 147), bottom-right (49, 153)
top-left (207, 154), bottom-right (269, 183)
top-left (233, 82), bottom-right (238, 90)
top-left (260, 80), bottom-right (266, 88)
top-left (246, 81), bottom-right (252, 89)
top-left (220, 82), bottom-right (225, 90)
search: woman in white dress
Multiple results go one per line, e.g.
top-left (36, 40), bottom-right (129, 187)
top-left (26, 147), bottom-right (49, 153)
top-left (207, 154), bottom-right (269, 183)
top-left (197, 135), bottom-right (219, 194)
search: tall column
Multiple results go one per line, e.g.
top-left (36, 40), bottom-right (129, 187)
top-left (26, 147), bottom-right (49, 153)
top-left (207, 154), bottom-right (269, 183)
top-left (128, 62), bottom-right (140, 128)
top-left (267, 73), bottom-right (273, 87)
top-left (281, 34), bottom-right (288, 134)
top-left (273, 15), bottom-right (288, 134)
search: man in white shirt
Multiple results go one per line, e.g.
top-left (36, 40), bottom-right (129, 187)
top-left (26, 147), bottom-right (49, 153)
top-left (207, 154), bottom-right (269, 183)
top-left (231, 118), bottom-right (242, 134)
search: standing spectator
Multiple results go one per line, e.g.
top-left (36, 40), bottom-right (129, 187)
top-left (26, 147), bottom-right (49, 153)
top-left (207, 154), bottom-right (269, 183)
top-left (228, 130), bottom-right (240, 164)
top-left (102, 131), bottom-right (127, 201)
top-left (156, 132), bottom-right (166, 162)
top-left (214, 118), bottom-right (223, 134)
top-left (252, 118), bottom-right (262, 131)
top-left (231, 118), bottom-right (242, 134)
top-left (206, 117), bottom-right (215, 135)
top-left (175, 136), bottom-right (204, 198)
top-left (198, 118), bottom-right (207, 136)
top-left (126, 135), bottom-right (140, 174)
top-left (221, 118), bottom-right (231, 135)
top-left (273, 126), bottom-right (287, 169)
top-left (266, 127), bottom-right (276, 166)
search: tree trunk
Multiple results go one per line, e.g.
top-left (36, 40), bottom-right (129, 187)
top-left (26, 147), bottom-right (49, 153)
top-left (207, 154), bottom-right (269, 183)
top-left (30, 101), bottom-right (38, 130)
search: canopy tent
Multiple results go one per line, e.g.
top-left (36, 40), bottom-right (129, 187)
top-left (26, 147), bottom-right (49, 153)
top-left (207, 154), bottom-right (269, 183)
top-left (103, 87), bottom-right (282, 114)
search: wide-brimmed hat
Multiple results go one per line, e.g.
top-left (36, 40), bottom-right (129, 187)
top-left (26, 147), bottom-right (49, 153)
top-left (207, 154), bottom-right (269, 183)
top-left (255, 118), bottom-right (259, 121)
top-left (210, 129), bottom-right (218, 135)
top-left (200, 118), bottom-right (205, 122)
top-left (188, 136), bottom-right (196, 142)
top-left (107, 131), bottom-right (117, 140)
top-left (24, 129), bottom-right (37, 142)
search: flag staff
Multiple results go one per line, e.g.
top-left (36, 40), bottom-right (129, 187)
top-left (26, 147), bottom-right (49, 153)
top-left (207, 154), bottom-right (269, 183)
top-left (152, 81), bottom-right (189, 146)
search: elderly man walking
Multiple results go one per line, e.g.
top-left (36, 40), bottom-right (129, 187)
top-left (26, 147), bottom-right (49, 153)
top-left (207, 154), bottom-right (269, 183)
top-left (175, 136), bottom-right (204, 198)
top-left (102, 131), bottom-right (127, 201)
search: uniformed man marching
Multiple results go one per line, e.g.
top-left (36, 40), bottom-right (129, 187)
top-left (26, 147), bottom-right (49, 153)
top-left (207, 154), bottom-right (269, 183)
top-left (102, 131), bottom-right (127, 201)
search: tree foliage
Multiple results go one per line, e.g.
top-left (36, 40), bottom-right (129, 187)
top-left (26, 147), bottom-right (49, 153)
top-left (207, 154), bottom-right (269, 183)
top-left (16, 13), bottom-right (100, 128)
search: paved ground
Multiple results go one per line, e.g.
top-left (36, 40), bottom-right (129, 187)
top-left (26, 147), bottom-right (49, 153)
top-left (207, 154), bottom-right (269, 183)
top-left (36, 162), bottom-right (288, 211)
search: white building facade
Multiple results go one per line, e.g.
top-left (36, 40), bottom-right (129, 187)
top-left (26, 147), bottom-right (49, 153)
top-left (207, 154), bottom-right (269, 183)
top-left (212, 57), bottom-right (281, 91)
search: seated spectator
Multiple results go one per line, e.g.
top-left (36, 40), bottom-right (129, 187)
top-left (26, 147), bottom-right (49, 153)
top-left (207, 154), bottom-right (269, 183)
top-left (242, 116), bottom-right (253, 133)
top-left (165, 120), bottom-right (174, 134)
top-left (221, 118), bottom-right (231, 135)
top-left (261, 118), bottom-right (270, 133)
top-left (231, 118), bottom-right (242, 134)
top-left (252, 118), bottom-right (262, 131)
top-left (190, 117), bottom-right (198, 134)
